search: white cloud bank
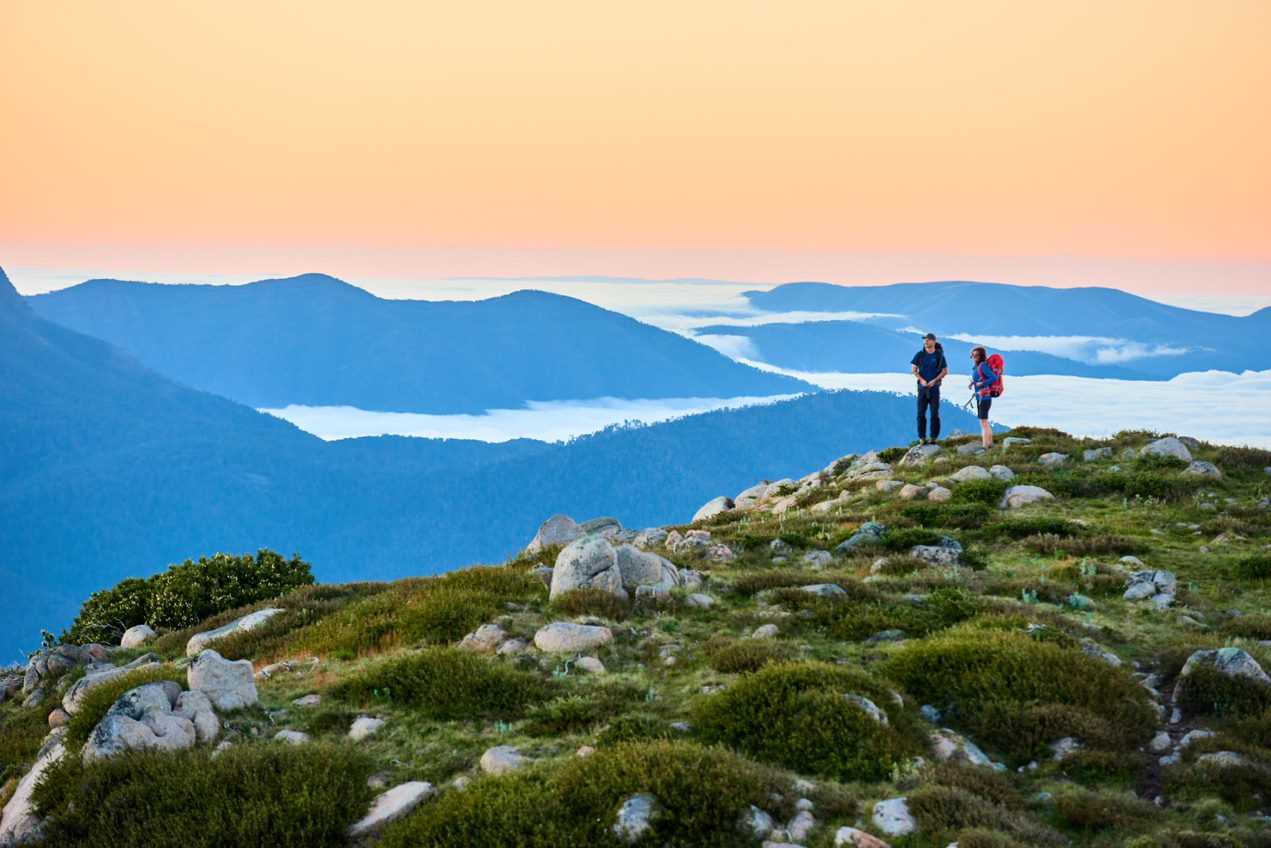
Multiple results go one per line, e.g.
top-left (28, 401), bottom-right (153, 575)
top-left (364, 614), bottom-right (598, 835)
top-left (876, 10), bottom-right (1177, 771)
top-left (944, 333), bottom-right (1192, 364)
top-left (261, 395), bottom-right (801, 443)
top-left (738, 364), bottom-right (1271, 448)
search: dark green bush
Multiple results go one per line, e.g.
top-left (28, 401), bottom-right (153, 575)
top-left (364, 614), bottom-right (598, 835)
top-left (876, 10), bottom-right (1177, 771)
top-left (884, 626), bottom-right (1158, 760)
top-left (378, 740), bottom-right (792, 848)
top-left (1022, 533), bottom-right (1146, 556)
top-left (702, 635), bottom-right (796, 673)
top-left (329, 647), bottom-right (555, 719)
top-left (880, 527), bottom-right (946, 551)
top-left (920, 760), bottom-right (1025, 808)
top-left (951, 478), bottom-right (1010, 506)
top-left (1175, 663), bottom-right (1271, 717)
top-left (906, 784), bottom-right (1065, 846)
top-left (1050, 788), bottom-right (1160, 833)
top-left (1232, 555), bottom-right (1271, 581)
top-left (731, 570), bottom-right (876, 598)
top-left (902, 503), bottom-right (993, 529)
top-left (292, 567), bottom-right (539, 656)
top-left (1058, 749), bottom-right (1146, 787)
top-left (1212, 445), bottom-right (1271, 475)
top-left (1125, 831), bottom-right (1246, 848)
top-left (693, 661), bottom-right (925, 781)
top-left (992, 517), bottom-right (1080, 538)
top-left (551, 588), bottom-right (632, 621)
top-left (597, 712), bottom-right (678, 745)
top-left (1219, 613), bottom-right (1271, 640)
top-left (64, 665), bottom-right (181, 750)
top-left (797, 586), bottom-right (982, 641)
top-left (32, 743), bottom-right (373, 848)
top-left (62, 549), bottom-right (313, 644)
top-left (523, 695), bottom-right (620, 737)
top-left (1165, 753), bottom-right (1271, 813)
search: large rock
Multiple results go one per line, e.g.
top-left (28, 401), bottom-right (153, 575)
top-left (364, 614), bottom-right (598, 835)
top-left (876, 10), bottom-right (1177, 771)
top-left (82, 681), bottom-right (199, 760)
top-left (480, 745), bottom-right (525, 775)
top-left (1123, 569), bottom-right (1177, 607)
top-left (910, 545), bottom-right (960, 566)
top-left (613, 793), bottom-right (658, 842)
top-left (897, 484), bottom-right (928, 500)
top-left (1178, 647), bottom-right (1270, 688)
top-left (949, 465), bottom-right (991, 483)
top-left (187, 649), bottom-right (258, 711)
top-left (999, 485), bottom-right (1054, 509)
top-left (120, 624), bottom-right (157, 649)
top-left (988, 464), bottom-right (1015, 480)
top-left (534, 622), bottom-right (614, 654)
top-left (61, 655), bottom-right (161, 715)
top-left (837, 521), bottom-right (887, 551)
top-left (526, 514), bottom-right (586, 552)
top-left (174, 690), bottom-right (220, 742)
top-left (348, 782), bottom-right (436, 838)
top-left (871, 797), bottom-right (916, 836)
top-left (845, 452), bottom-right (893, 481)
top-left (1183, 460), bottom-right (1222, 479)
top-left (550, 535), bottom-right (627, 600)
top-left (693, 496), bottom-right (735, 523)
top-left (1038, 452), bottom-right (1069, 467)
top-left (186, 607), bottom-right (285, 656)
top-left (899, 443), bottom-right (942, 466)
top-left (734, 482), bottom-right (770, 509)
top-left (0, 730), bottom-right (66, 844)
top-left (614, 545), bottom-right (680, 593)
top-left (1141, 436), bottom-right (1193, 463)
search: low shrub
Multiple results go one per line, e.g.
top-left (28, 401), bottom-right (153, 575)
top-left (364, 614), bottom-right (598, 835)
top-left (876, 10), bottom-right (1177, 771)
top-left (32, 743), bottom-right (373, 847)
top-left (1175, 663), bottom-right (1271, 717)
top-left (1212, 445), bottom-right (1271, 475)
top-left (992, 517), bottom-right (1080, 538)
top-left (731, 570), bottom-right (876, 598)
top-left (692, 661), bottom-right (925, 781)
top-left (796, 586), bottom-right (982, 641)
top-left (920, 760), bottom-right (1025, 808)
top-left (1022, 533), bottom-right (1146, 556)
top-left (64, 665), bottom-right (181, 750)
top-left (951, 478), bottom-right (1010, 506)
top-left (379, 740), bottom-right (792, 848)
top-left (1124, 831), bottom-right (1246, 848)
top-left (1058, 749), bottom-right (1146, 787)
top-left (884, 626), bottom-right (1158, 760)
top-left (0, 704), bottom-right (53, 784)
top-left (329, 647), bottom-right (555, 719)
top-left (62, 549), bottom-right (313, 644)
top-left (523, 694), bottom-right (623, 737)
top-left (551, 588), bottom-right (632, 621)
top-left (906, 784), bottom-right (1065, 846)
top-left (291, 567), bottom-right (540, 657)
top-left (1165, 753), bottom-right (1271, 813)
top-left (1219, 613), bottom-right (1271, 640)
top-left (702, 636), bottom-right (796, 673)
top-left (597, 712), bottom-right (677, 745)
top-left (902, 503), bottom-right (993, 529)
top-left (1050, 788), bottom-right (1160, 833)
top-left (1232, 555), bottom-right (1271, 581)
top-left (1005, 426), bottom-right (1072, 440)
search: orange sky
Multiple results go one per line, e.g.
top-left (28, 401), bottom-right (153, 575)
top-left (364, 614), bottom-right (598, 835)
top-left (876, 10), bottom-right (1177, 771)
top-left (3, 1), bottom-right (1269, 291)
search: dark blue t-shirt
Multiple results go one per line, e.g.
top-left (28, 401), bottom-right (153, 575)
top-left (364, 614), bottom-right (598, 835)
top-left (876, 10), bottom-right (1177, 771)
top-left (911, 348), bottom-right (947, 383)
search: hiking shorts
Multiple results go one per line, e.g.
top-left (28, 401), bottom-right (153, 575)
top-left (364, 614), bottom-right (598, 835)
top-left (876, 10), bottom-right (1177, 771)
top-left (977, 397), bottom-right (992, 420)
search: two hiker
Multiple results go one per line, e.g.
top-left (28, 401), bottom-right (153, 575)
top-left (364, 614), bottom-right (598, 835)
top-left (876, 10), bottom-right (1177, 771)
top-left (912, 335), bottom-right (1002, 449)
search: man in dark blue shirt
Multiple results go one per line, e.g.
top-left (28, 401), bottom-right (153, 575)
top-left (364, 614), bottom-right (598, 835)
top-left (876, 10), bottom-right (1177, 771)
top-left (910, 333), bottom-right (948, 444)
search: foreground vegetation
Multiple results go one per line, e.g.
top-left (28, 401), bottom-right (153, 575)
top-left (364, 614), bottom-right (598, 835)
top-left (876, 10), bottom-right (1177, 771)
top-left (3, 427), bottom-right (1270, 847)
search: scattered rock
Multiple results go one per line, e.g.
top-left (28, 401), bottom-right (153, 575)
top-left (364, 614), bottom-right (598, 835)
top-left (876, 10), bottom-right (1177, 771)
top-left (613, 793), bottom-right (658, 842)
top-left (876, 479), bottom-right (903, 493)
top-left (533, 622), bottom-right (614, 653)
top-left (802, 550), bottom-right (833, 567)
top-left (575, 656), bottom-right (606, 674)
top-left (1051, 736), bottom-right (1082, 760)
top-left (899, 443), bottom-right (942, 466)
top-left (988, 464), bottom-right (1015, 480)
top-left (927, 486), bottom-right (952, 502)
top-left (292, 693), bottom-right (321, 707)
top-left (1178, 729), bottom-right (1214, 749)
top-left (1001, 436), bottom-right (1031, 447)
top-left (898, 484), bottom-right (928, 500)
top-left (950, 465), bottom-right (991, 483)
top-left (274, 730), bottom-right (311, 745)
top-left (1197, 751), bottom-right (1252, 768)
top-left (1082, 447), bottom-right (1112, 462)
top-left (551, 535), bottom-right (627, 600)
top-left (527, 514), bottom-right (586, 552)
top-left (835, 826), bottom-right (892, 848)
top-left (1183, 461), bottom-right (1222, 479)
top-left (956, 443), bottom-right (985, 455)
top-left (1178, 646), bottom-right (1269, 690)
top-left (1141, 436), bottom-right (1193, 463)
top-left (686, 593), bottom-right (716, 608)
top-left (999, 485), bottom-right (1054, 509)
top-left (349, 716), bottom-right (386, 742)
top-left (837, 521), bottom-right (887, 551)
top-left (61, 654), bottom-right (161, 715)
top-left (787, 809), bottom-right (816, 841)
top-left (120, 624), bottom-right (157, 649)
top-left (910, 545), bottom-right (959, 566)
top-left (752, 624), bottom-right (780, 638)
top-left (480, 745), bottom-right (524, 775)
top-left (83, 681), bottom-right (199, 760)
top-left (800, 584), bottom-right (847, 597)
top-left (744, 805), bottom-right (775, 837)
top-left (693, 496), bottom-right (734, 523)
top-left (186, 608), bottom-right (285, 657)
top-left (1123, 570), bottom-right (1177, 607)
top-left (872, 797), bottom-right (915, 836)
top-left (459, 623), bottom-right (508, 653)
top-left (496, 638), bottom-right (528, 655)
top-left (1147, 732), bottom-right (1172, 754)
top-left (844, 693), bottom-right (888, 725)
top-left (187, 649), bottom-right (258, 711)
top-left (347, 781), bottom-right (436, 838)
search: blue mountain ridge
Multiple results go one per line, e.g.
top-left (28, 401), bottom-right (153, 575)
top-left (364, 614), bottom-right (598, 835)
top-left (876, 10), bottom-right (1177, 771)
top-left (26, 274), bottom-right (810, 415)
top-left (0, 267), bottom-right (981, 660)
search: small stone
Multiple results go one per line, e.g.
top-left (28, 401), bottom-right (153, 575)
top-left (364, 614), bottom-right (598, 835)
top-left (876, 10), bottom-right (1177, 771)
top-left (613, 793), bottom-right (658, 842)
top-left (292, 693), bottom-right (322, 707)
top-left (752, 624), bottom-right (780, 638)
top-left (1000, 485), bottom-right (1055, 509)
top-left (349, 716), bottom-right (386, 742)
top-left (835, 826), bottom-right (892, 848)
top-left (274, 729), bottom-right (311, 745)
top-left (744, 805), bottom-right (775, 837)
top-left (988, 465), bottom-right (1015, 480)
top-left (1183, 460), bottom-right (1222, 479)
top-left (120, 624), bottom-right (157, 649)
top-left (872, 797), bottom-right (915, 836)
top-left (800, 583), bottom-right (847, 597)
top-left (787, 809), bottom-right (816, 841)
top-left (802, 550), bottom-right (833, 566)
top-left (347, 781), bottom-right (436, 838)
top-left (686, 593), bottom-right (716, 608)
top-left (575, 745), bottom-right (596, 757)
top-left (575, 656), bottom-right (606, 674)
top-left (927, 486), bottom-right (952, 502)
top-left (480, 745), bottom-right (525, 775)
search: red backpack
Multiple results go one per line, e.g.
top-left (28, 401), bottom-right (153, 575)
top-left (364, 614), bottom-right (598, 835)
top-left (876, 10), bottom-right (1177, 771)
top-left (986, 353), bottom-right (1005, 397)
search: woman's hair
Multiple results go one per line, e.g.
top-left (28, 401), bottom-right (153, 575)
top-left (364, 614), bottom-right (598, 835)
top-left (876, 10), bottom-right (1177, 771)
top-left (970, 346), bottom-right (987, 364)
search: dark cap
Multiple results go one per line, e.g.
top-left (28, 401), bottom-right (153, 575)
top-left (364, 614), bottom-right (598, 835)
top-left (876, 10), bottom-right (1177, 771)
top-left (923, 333), bottom-right (937, 340)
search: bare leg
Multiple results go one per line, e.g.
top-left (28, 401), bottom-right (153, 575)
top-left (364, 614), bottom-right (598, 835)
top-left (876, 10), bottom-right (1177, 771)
top-left (980, 418), bottom-right (993, 448)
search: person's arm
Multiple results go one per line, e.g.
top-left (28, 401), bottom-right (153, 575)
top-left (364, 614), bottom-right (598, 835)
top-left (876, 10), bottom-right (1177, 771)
top-left (911, 353), bottom-right (925, 386)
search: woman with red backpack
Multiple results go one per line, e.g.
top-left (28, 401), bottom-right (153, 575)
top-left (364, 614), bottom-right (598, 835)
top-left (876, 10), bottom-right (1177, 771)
top-left (969, 346), bottom-right (1003, 448)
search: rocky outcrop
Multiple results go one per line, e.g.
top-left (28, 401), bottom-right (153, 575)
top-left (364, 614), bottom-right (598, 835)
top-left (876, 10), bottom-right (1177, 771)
top-left (550, 535), bottom-right (626, 600)
top-left (999, 485), bottom-right (1054, 509)
top-left (692, 496), bottom-right (734, 522)
top-left (837, 521), bottom-right (887, 551)
top-left (1123, 569), bottom-right (1177, 607)
top-left (614, 545), bottom-right (680, 594)
top-left (186, 649), bottom-right (258, 711)
top-left (61, 653), bottom-right (161, 715)
top-left (526, 514), bottom-right (586, 552)
top-left (186, 608), bottom-right (284, 656)
top-left (534, 622), bottom-right (614, 653)
top-left (0, 730), bottom-right (66, 845)
top-left (120, 624), bottom-right (157, 648)
top-left (83, 681), bottom-right (209, 760)
top-left (898, 443), bottom-right (941, 466)
top-left (348, 782), bottom-right (436, 838)
top-left (1141, 436), bottom-right (1193, 463)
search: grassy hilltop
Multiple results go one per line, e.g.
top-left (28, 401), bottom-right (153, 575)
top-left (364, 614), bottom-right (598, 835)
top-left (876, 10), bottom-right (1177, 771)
top-left (2, 427), bottom-right (1270, 848)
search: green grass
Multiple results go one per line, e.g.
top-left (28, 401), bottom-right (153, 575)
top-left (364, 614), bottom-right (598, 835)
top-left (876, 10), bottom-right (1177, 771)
top-left (32, 743), bottom-right (373, 847)
top-left (329, 647), bottom-right (556, 719)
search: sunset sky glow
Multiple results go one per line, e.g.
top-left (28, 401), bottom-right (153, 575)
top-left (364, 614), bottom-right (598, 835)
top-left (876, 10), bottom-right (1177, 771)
top-left (3, 1), bottom-right (1268, 295)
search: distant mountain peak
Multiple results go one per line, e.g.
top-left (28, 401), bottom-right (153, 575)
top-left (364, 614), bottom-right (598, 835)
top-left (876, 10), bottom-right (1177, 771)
top-left (0, 265), bottom-right (31, 316)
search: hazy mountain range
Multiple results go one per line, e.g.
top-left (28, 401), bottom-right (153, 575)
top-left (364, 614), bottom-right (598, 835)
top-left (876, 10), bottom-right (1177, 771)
top-left (26, 274), bottom-right (808, 414)
top-left (0, 267), bottom-right (981, 659)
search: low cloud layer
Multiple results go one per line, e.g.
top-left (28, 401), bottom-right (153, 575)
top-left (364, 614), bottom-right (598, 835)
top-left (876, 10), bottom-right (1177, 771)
top-left (945, 333), bottom-right (1192, 364)
top-left (261, 394), bottom-right (800, 443)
